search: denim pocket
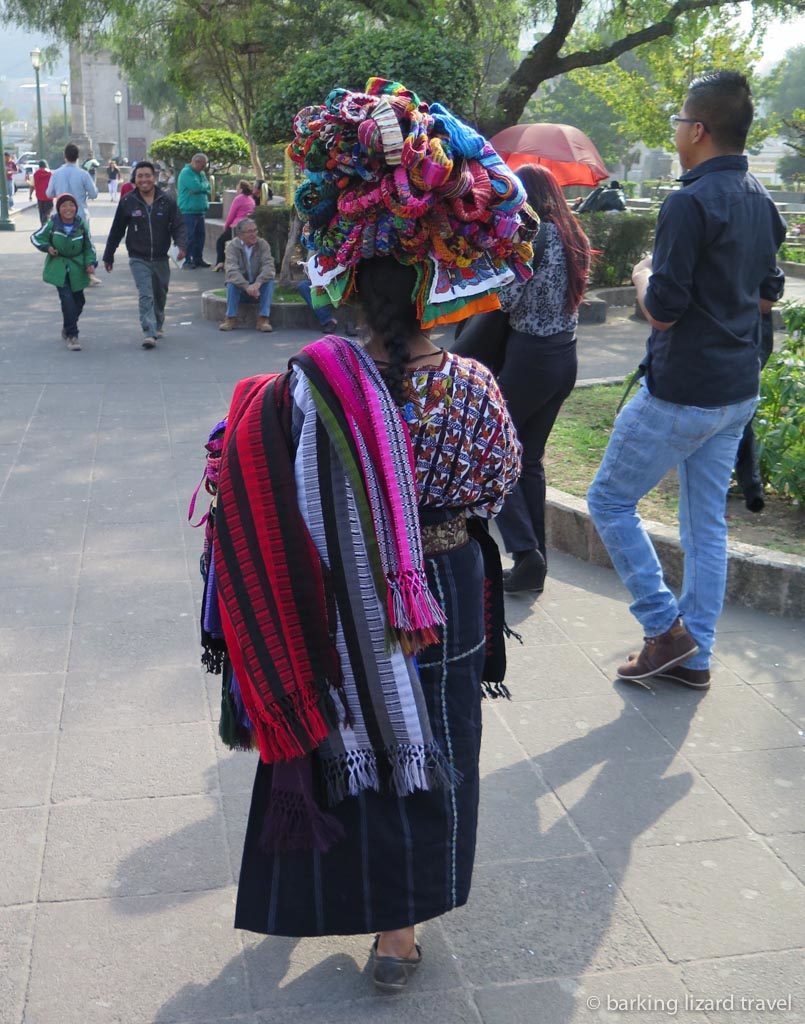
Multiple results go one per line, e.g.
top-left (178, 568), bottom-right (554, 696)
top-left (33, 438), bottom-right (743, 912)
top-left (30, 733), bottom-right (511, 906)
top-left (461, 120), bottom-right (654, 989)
top-left (669, 404), bottom-right (722, 451)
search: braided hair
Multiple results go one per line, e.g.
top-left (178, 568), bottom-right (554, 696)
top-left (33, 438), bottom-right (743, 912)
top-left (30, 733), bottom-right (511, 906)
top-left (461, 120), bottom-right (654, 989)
top-left (354, 258), bottom-right (420, 406)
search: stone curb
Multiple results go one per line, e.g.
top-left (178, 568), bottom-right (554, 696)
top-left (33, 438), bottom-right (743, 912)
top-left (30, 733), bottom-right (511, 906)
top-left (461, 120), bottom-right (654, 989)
top-left (780, 259), bottom-right (805, 280)
top-left (546, 378), bottom-right (805, 618)
top-left (201, 288), bottom-right (353, 332)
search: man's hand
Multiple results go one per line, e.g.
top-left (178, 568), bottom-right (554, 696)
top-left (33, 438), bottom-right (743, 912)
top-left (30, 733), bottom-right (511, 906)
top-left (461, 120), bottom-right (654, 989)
top-left (47, 246), bottom-right (58, 256)
top-left (632, 255), bottom-right (653, 281)
top-left (87, 264), bottom-right (95, 276)
top-left (246, 283), bottom-right (260, 299)
top-left (104, 261), bottom-right (114, 273)
top-left (177, 248), bottom-right (186, 262)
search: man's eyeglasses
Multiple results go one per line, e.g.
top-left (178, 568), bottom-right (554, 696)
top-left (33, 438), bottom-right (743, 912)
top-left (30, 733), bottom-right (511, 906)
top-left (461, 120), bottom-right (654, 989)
top-left (669, 115), bottom-right (709, 133)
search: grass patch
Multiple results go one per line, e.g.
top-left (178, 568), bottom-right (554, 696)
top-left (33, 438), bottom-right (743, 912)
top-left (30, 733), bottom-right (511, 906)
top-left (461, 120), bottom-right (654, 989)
top-left (545, 384), bottom-right (805, 557)
top-left (210, 285), bottom-right (303, 303)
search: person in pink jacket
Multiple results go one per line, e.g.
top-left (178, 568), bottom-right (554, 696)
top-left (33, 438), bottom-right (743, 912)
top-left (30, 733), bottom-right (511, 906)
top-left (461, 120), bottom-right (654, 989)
top-left (214, 179), bottom-right (256, 270)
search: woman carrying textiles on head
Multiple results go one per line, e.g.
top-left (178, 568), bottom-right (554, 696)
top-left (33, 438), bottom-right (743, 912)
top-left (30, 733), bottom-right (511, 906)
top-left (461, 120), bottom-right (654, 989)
top-left (495, 164), bottom-right (591, 596)
top-left (192, 78), bottom-right (535, 992)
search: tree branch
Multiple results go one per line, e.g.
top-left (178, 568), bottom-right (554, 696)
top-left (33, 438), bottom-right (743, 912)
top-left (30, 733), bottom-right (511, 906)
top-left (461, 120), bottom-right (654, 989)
top-left (485, 0), bottom-right (745, 135)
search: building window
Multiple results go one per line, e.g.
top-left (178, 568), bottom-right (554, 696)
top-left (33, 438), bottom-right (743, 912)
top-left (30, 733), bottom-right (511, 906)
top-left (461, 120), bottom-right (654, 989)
top-left (128, 103), bottom-right (145, 121)
top-left (128, 137), bottom-right (147, 163)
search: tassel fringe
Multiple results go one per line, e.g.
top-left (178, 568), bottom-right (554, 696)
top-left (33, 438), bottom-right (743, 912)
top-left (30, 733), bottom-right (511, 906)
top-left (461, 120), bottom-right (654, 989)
top-left (259, 790), bottom-right (345, 854)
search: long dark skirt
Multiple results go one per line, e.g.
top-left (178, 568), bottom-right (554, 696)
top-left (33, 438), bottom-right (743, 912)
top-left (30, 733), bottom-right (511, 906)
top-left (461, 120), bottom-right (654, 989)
top-left (234, 538), bottom-right (485, 937)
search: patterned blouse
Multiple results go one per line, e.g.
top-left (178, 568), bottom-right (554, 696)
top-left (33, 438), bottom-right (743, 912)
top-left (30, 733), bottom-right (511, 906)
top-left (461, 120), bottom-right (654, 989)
top-left (498, 221), bottom-right (578, 337)
top-left (398, 351), bottom-right (521, 518)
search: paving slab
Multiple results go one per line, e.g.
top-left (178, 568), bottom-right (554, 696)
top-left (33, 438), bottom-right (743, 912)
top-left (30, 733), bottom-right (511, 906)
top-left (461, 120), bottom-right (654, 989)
top-left (681, 950), bottom-right (805, 1024)
top-left (690, 747), bottom-right (805, 834)
top-left (550, 755), bottom-right (747, 850)
top-left (0, 732), bottom-right (57, 809)
top-left (61, 664), bottom-right (207, 730)
top-left (26, 890), bottom-right (249, 1024)
top-left (599, 837), bottom-right (805, 961)
top-left (0, 673), bottom-right (63, 734)
top-left (40, 794), bottom-right (231, 901)
top-left (0, 807), bottom-right (48, 906)
top-left (474, 965), bottom-right (701, 1024)
top-left (53, 721), bottom-right (216, 801)
top-left (0, 906), bottom-right (34, 1024)
top-left (442, 855), bottom-right (663, 984)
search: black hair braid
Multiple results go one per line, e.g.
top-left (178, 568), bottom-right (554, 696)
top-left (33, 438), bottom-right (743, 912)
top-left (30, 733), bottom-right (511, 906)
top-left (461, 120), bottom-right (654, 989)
top-left (354, 257), bottom-right (420, 406)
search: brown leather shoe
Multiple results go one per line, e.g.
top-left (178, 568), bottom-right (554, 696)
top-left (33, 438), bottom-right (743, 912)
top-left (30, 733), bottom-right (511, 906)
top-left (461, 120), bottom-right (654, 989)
top-left (256, 316), bottom-right (273, 333)
top-left (658, 665), bottom-right (711, 689)
top-left (218, 317), bottom-right (238, 332)
top-left (617, 618), bottom-right (698, 681)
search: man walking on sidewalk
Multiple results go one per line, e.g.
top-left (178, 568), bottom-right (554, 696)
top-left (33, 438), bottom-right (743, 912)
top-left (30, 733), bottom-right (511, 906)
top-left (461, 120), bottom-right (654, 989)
top-left (46, 144), bottom-right (98, 223)
top-left (33, 161), bottom-right (53, 225)
top-left (587, 71), bottom-right (786, 692)
top-left (177, 152), bottom-right (211, 269)
top-left (102, 161), bottom-right (186, 349)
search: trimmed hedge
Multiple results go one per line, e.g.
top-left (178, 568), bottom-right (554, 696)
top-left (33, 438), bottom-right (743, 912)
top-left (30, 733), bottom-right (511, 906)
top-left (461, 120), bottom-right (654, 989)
top-left (253, 204), bottom-right (292, 267)
top-left (579, 212), bottom-right (656, 288)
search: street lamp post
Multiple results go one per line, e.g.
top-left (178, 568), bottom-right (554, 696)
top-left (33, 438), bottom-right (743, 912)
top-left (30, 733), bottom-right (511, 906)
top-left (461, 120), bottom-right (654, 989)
top-left (30, 48), bottom-right (45, 162)
top-left (0, 115), bottom-right (16, 231)
top-left (114, 90), bottom-right (123, 162)
top-left (61, 80), bottom-right (69, 144)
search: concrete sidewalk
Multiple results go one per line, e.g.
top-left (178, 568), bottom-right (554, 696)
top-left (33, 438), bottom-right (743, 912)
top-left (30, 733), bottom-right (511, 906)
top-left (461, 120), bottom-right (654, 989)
top-left (1, 201), bottom-right (803, 1024)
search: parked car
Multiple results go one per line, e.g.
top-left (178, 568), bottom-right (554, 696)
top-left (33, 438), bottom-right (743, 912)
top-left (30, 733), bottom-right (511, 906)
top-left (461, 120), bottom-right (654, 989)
top-left (12, 160), bottom-right (47, 192)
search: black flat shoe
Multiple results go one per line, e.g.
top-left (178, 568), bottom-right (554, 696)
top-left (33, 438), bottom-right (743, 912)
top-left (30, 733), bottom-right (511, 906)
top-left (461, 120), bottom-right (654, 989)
top-left (370, 935), bottom-right (422, 993)
top-left (503, 550), bottom-right (546, 595)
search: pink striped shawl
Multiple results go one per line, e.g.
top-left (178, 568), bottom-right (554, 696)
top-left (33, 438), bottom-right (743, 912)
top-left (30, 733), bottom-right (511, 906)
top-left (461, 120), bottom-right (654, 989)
top-left (303, 335), bottom-right (445, 652)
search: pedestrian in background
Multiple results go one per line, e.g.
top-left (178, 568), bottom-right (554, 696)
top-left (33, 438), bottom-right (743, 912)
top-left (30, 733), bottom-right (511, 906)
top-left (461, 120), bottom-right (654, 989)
top-left (107, 160), bottom-right (120, 201)
top-left (32, 161), bottom-right (53, 225)
top-left (496, 163), bottom-right (591, 596)
top-left (102, 160), bottom-right (186, 350)
top-left (4, 152), bottom-right (16, 208)
top-left (587, 71), bottom-right (787, 691)
top-left (177, 152), bottom-right (211, 268)
top-left (213, 179), bottom-right (255, 271)
top-left (218, 218), bottom-right (274, 332)
top-left (46, 143), bottom-right (98, 224)
top-left (30, 193), bottom-right (96, 351)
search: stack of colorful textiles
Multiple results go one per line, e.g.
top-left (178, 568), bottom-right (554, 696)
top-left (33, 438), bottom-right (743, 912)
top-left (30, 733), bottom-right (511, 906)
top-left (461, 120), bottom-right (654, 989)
top-left (289, 77), bottom-right (537, 328)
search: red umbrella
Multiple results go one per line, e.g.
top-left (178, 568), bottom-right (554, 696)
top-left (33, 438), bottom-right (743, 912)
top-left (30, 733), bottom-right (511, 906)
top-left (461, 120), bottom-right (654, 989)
top-left (489, 123), bottom-right (609, 187)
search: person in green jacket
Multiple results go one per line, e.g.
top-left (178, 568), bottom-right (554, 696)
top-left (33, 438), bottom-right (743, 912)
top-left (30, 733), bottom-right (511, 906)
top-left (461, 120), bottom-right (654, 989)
top-left (31, 193), bottom-right (97, 351)
top-left (177, 152), bottom-right (211, 269)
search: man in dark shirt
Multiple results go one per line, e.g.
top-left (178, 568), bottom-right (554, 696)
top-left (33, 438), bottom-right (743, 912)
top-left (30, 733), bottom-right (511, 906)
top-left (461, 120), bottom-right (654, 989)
top-left (587, 71), bottom-right (786, 692)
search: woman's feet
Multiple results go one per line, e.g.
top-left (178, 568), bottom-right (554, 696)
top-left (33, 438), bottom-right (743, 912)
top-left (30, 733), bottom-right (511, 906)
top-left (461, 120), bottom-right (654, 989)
top-left (371, 928), bottom-right (422, 993)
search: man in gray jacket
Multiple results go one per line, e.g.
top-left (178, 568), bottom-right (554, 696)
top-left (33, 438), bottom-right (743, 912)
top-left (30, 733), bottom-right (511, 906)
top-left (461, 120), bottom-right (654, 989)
top-left (219, 218), bottom-right (275, 332)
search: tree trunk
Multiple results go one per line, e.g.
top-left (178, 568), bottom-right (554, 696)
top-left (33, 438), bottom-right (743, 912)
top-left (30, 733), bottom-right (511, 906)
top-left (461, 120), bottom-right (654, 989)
top-left (278, 209), bottom-right (302, 288)
top-left (248, 136), bottom-right (264, 179)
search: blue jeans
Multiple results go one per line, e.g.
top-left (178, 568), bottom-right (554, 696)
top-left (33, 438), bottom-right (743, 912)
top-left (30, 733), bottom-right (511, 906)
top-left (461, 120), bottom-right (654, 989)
top-left (587, 385), bottom-right (757, 668)
top-left (226, 281), bottom-right (273, 318)
top-left (182, 213), bottom-right (206, 264)
top-left (55, 283), bottom-right (86, 338)
top-left (296, 279), bottom-right (336, 327)
top-left (6, 177), bottom-right (13, 207)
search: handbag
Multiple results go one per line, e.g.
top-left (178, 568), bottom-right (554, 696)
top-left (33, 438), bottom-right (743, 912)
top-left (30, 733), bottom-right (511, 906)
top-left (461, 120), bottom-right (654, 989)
top-left (451, 221), bottom-right (549, 375)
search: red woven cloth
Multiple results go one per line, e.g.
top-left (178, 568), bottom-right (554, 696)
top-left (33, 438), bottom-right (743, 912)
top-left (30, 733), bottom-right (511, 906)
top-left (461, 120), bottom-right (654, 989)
top-left (213, 372), bottom-right (340, 763)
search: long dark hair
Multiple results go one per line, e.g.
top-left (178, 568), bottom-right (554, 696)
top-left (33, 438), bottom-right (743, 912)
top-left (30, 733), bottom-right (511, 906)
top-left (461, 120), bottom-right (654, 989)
top-left (516, 164), bottom-right (590, 313)
top-left (354, 257), bottom-right (419, 405)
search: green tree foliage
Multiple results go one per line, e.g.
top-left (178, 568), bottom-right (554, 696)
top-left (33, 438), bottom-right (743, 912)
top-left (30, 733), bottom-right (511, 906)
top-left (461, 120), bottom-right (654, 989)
top-left (570, 11), bottom-right (766, 153)
top-left (251, 26), bottom-right (480, 145)
top-left (579, 212), bottom-right (656, 287)
top-left (2, 0), bottom-right (799, 143)
top-left (150, 129), bottom-right (249, 169)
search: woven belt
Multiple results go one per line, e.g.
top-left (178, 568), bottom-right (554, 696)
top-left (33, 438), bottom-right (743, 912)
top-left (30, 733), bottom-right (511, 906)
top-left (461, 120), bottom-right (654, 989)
top-left (421, 516), bottom-right (469, 557)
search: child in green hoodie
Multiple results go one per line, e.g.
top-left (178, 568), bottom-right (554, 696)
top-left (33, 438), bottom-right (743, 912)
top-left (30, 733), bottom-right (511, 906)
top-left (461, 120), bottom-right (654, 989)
top-left (31, 193), bottom-right (97, 351)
